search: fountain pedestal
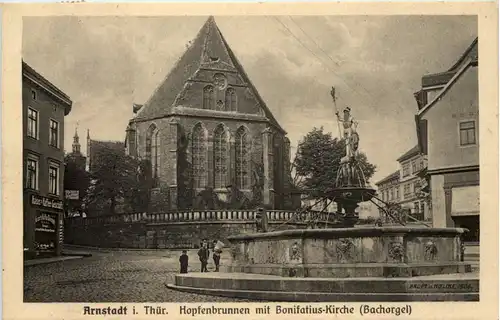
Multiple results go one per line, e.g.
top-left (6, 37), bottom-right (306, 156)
top-left (223, 227), bottom-right (471, 278)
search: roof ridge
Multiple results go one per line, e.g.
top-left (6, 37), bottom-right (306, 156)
top-left (417, 58), bottom-right (473, 118)
top-left (217, 23), bottom-right (286, 134)
top-left (137, 23), bottom-right (208, 118)
top-left (375, 170), bottom-right (400, 185)
top-left (447, 37), bottom-right (478, 72)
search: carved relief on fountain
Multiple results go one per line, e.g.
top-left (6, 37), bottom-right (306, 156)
top-left (424, 240), bottom-right (438, 261)
top-left (388, 242), bottom-right (405, 262)
top-left (335, 238), bottom-right (355, 262)
top-left (289, 241), bottom-right (301, 261)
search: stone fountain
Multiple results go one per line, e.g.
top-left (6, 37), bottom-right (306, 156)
top-left (167, 93), bottom-right (477, 302)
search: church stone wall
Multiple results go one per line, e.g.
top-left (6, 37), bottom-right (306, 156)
top-left (64, 215), bottom-right (308, 249)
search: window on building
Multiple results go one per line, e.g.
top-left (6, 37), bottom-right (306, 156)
top-left (390, 188), bottom-right (394, 201)
top-left (49, 119), bottom-right (59, 148)
top-left (146, 124), bottom-right (160, 187)
top-left (49, 163), bottom-right (59, 195)
top-left (414, 180), bottom-right (421, 195)
top-left (395, 187), bottom-right (400, 201)
top-left (225, 87), bottom-right (237, 112)
top-left (418, 157), bottom-right (424, 171)
top-left (411, 160), bottom-right (417, 174)
top-left (203, 85), bottom-right (214, 110)
top-left (402, 162), bottom-right (410, 177)
top-left (26, 157), bottom-right (38, 190)
top-left (192, 124), bottom-right (207, 188)
top-left (404, 183), bottom-right (411, 199)
top-left (31, 89), bottom-right (37, 100)
top-left (460, 121), bottom-right (476, 146)
top-left (27, 107), bottom-right (38, 139)
top-left (420, 202), bottom-right (425, 216)
top-left (151, 130), bottom-right (160, 187)
top-left (213, 125), bottom-right (228, 189)
top-left (235, 127), bottom-right (250, 190)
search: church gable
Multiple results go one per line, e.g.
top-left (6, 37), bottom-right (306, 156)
top-left (199, 17), bottom-right (236, 71)
top-left (133, 16), bottom-right (285, 134)
top-left (173, 68), bottom-right (264, 116)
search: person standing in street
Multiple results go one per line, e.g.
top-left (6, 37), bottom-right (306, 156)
top-left (179, 250), bottom-right (189, 274)
top-left (197, 242), bottom-right (209, 272)
top-left (212, 240), bottom-right (222, 272)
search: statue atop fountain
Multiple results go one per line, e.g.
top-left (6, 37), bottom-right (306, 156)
top-left (330, 89), bottom-right (375, 227)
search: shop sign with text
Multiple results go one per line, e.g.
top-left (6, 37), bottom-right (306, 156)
top-left (65, 190), bottom-right (80, 200)
top-left (31, 195), bottom-right (64, 210)
top-left (35, 213), bottom-right (57, 233)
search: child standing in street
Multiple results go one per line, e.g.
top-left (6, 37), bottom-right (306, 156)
top-left (179, 250), bottom-right (189, 274)
top-left (212, 240), bottom-right (222, 272)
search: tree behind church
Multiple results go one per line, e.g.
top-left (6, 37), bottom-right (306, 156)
top-left (85, 144), bottom-right (145, 215)
top-left (293, 127), bottom-right (377, 203)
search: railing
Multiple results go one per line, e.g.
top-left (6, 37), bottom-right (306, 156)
top-left (65, 209), bottom-right (337, 227)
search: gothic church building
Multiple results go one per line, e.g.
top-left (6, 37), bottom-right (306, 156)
top-left (125, 17), bottom-right (296, 211)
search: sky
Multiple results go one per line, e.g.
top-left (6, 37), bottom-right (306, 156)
top-left (22, 15), bottom-right (477, 184)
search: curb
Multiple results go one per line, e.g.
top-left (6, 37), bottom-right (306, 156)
top-left (62, 251), bottom-right (93, 257)
top-left (63, 244), bottom-right (193, 252)
top-left (24, 255), bottom-right (84, 267)
top-left (165, 283), bottom-right (479, 302)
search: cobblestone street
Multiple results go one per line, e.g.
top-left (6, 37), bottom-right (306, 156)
top-left (24, 249), bottom-right (245, 303)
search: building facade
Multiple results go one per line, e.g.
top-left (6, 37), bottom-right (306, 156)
top-left (23, 61), bottom-right (72, 258)
top-left (375, 145), bottom-right (428, 222)
top-left (415, 37), bottom-right (479, 242)
top-left (125, 17), bottom-right (295, 211)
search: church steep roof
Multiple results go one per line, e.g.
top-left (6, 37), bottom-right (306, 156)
top-left (88, 139), bottom-right (125, 173)
top-left (134, 16), bottom-right (285, 133)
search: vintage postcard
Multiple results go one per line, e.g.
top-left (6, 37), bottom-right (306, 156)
top-left (2, 2), bottom-right (498, 320)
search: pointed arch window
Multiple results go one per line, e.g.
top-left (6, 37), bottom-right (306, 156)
top-left (203, 85), bottom-right (215, 110)
top-left (225, 87), bottom-right (237, 111)
top-left (235, 127), bottom-right (250, 190)
top-left (192, 124), bottom-right (208, 188)
top-left (214, 125), bottom-right (229, 189)
top-left (146, 124), bottom-right (160, 187)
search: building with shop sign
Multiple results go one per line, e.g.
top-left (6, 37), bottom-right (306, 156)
top-left (23, 61), bottom-right (72, 258)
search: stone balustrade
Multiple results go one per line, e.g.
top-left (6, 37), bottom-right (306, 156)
top-left (65, 209), bottom-right (336, 227)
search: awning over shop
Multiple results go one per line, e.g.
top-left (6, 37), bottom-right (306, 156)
top-left (451, 186), bottom-right (480, 217)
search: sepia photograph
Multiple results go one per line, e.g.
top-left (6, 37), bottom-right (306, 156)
top-left (8, 6), bottom-right (493, 313)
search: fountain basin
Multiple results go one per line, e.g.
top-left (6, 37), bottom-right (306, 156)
top-left (224, 227), bottom-right (471, 278)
